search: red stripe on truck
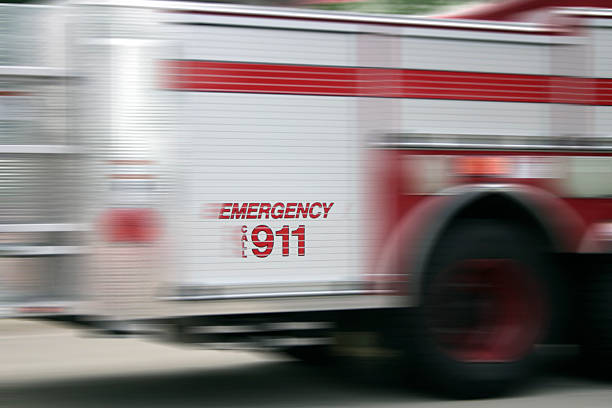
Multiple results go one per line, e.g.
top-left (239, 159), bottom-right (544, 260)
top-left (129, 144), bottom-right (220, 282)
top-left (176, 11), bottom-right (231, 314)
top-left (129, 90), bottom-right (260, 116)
top-left (161, 60), bottom-right (612, 105)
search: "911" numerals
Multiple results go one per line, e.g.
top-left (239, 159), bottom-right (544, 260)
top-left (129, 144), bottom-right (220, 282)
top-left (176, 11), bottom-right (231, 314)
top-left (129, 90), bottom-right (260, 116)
top-left (241, 225), bottom-right (305, 258)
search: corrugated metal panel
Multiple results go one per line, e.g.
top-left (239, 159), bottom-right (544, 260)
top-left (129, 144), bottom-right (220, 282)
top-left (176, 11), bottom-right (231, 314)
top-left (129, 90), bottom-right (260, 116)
top-left (0, 5), bottom-right (66, 68)
top-left (0, 156), bottom-right (79, 223)
top-left (0, 4), bottom-right (81, 316)
top-left (591, 26), bottom-right (612, 137)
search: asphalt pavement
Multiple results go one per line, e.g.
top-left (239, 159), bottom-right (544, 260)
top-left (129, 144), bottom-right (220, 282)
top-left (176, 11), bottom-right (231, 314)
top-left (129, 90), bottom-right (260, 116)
top-left (1, 319), bottom-right (611, 408)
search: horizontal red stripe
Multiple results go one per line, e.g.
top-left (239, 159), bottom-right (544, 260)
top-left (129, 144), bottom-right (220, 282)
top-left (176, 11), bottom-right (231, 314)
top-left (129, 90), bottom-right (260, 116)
top-left (171, 69), bottom-right (358, 81)
top-left (402, 70), bottom-right (550, 84)
top-left (170, 75), bottom-right (359, 88)
top-left (596, 78), bottom-right (612, 105)
top-left (161, 60), bottom-right (612, 104)
top-left (168, 82), bottom-right (358, 96)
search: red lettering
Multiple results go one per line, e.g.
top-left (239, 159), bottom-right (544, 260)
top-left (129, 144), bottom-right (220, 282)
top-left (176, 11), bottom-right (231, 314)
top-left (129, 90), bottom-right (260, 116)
top-left (292, 225), bottom-right (305, 256)
top-left (231, 203), bottom-right (248, 219)
top-left (241, 239), bottom-right (247, 258)
top-left (218, 203), bottom-right (231, 219)
top-left (251, 225), bottom-right (274, 257)
top-left (296, 203), bottom-right (310, 218)
top-left (219, 202), bottom-right (332, 220)
top-left (246, 203), bottom-right (259, 219)
top-left (241, 225), bottom-right (248, 258)
top-left (285, 202), bottom-right (297, 219)
top-left (322, 202), bottom-right (334, 219)
top-left (271, 202), bottom-right (285, 219)
top-left (309, 202), bottom-right (322, 219)
top-left (258, 202), bottom-right (271, 219)
top-left (276, 225), bottom-right (290, 256)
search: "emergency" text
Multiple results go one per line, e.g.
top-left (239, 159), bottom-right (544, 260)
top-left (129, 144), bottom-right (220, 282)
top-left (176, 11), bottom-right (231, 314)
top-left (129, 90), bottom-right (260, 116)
top-left (218, 202), bottom-right (334, 220)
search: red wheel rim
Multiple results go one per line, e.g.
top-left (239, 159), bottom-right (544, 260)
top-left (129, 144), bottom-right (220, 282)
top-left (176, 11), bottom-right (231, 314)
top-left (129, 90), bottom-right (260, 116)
top-left (426, 259), bottom-right (546, 362)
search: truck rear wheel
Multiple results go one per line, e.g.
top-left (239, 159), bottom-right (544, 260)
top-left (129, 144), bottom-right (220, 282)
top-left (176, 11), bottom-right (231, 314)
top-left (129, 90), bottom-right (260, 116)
top-left (411, 220), bottom-right (553, 398)
top-left (283, 345), bottom-right (332, 365)
top-left (582, 269), bottom-right (612, 377)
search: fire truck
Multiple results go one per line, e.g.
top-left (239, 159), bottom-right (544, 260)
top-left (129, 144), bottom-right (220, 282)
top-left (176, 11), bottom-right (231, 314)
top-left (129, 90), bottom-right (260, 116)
top-left (1, 0), bottom-right (612, 397)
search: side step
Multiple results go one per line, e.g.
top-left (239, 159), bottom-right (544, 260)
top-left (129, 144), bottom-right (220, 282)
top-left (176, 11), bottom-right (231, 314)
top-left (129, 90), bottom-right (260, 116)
top-left (187, 321), bottom-right (332, 334)
top-left (178, 318), bottom-right (335, 351)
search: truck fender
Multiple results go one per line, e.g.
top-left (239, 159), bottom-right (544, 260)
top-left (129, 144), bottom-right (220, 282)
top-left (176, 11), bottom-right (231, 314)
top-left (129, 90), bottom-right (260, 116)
top-left (372, 184), bottom-right (584, 306)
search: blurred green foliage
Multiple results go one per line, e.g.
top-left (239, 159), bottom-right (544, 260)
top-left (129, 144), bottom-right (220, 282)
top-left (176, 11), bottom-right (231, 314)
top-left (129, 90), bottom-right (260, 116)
top-left (303, 0), bottom-right (481, 15)
top-left (0, 0), bottom-right (484, 16)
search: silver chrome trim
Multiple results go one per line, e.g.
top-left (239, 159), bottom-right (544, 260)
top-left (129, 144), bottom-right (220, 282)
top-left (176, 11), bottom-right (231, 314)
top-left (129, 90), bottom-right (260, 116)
top-left (372, 141), bottom-right (612, 152)
top-left (196, 337), bottom-right (332, 350)
top-left (166, 281), bottom-right (370, 299)
top-left (164, 289), bottom-right (388, 301)
top-left (187, 321), bottom-right (332, 334)
top-left (558, 8), bottom-right (612, 18)
top-left (0, 4), bottom-right (62, 9)
top-left (197, 342), bottom-right (259, 350)
top-left (89, 295), bottom-right (403, 319)
top-left (189, 325), bottom-right (256, 334)
top-left (74, 0), bottom-right (564, 34)
top-left (262, 337), bottom-right (332, 347)
top-left (265, 321), bottom-right (332, 331)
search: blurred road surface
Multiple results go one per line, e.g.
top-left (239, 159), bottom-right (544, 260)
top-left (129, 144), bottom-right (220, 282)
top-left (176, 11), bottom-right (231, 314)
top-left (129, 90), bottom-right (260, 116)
top-left (1, 319), bottom-right (611, 407)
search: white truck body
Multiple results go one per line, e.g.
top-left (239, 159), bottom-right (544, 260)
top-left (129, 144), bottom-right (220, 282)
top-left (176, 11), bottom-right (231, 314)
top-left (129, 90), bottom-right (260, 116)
top-left (1, 0), bottom-right (611, 322)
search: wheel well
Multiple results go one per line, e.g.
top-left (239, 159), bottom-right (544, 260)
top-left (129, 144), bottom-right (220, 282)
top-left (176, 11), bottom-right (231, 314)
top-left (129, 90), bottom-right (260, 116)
top-left (443, 192), bottom-right (556, 253)
top-left (422, 192), bottom-right (569, 343)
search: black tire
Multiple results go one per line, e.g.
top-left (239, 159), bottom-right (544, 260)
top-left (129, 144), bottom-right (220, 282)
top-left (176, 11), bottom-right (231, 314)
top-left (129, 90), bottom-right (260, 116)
top-left (582, 268), bottom-right (612, 378)
top-left (409, 220), bottom-right (555, 398)
top-left (283, 345), bottom-right (333, 366)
